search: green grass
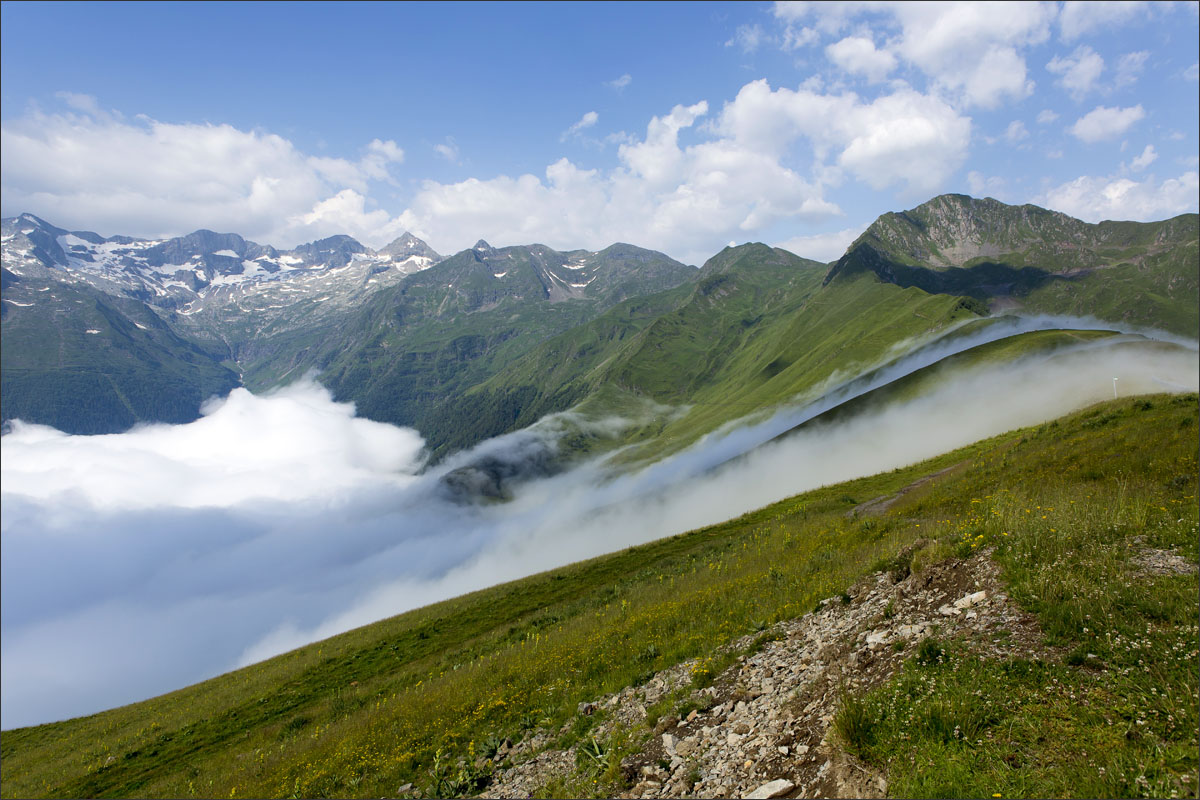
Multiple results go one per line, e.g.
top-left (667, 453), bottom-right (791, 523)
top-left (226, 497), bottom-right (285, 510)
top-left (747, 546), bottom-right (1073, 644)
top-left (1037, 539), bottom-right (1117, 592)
top-left (833, 395), bottom-right (1199, 799)
top-left (1, 394), bottom-right (1196, 799)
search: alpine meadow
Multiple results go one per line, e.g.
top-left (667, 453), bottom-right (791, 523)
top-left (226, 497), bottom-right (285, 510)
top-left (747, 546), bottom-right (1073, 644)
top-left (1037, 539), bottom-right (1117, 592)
top-left (1, 3), bottom-right (1198, 800)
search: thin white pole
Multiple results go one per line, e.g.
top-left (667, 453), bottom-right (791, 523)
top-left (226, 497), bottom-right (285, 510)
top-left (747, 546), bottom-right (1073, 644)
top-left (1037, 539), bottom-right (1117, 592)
top-left (1113, 377), bottom-right (1119, 398)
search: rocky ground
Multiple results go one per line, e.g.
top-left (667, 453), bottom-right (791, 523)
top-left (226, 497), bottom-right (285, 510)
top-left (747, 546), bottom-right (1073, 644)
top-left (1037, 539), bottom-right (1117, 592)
top-left (479, 543), bottom-right (1061, 799)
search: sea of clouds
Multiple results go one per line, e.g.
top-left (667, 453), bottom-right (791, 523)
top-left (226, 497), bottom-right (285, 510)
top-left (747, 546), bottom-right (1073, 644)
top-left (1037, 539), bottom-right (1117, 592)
top-left (2, 323), bottom-right (1197, 729)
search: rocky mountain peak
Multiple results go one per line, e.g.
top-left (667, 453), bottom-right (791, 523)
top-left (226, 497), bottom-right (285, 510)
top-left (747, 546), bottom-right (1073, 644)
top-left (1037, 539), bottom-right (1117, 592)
top-left (380, 232), bottom-right (441, 261)
top-left (288, 235), bottom-right (367, 268)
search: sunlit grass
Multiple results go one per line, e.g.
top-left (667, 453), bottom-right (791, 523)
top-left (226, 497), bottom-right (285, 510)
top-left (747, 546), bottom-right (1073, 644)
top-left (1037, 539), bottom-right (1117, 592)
top-left (2, 394), bottom-right (1195, 799)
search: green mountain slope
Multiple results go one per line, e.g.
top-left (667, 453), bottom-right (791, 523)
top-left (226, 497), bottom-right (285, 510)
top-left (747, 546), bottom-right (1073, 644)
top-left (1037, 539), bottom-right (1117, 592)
top-left (437, 245), bottom-right (984, 465)
top-left (2, 395), bottom-right (1193, 799)
top-left (0, 273), bottom-right (239, 433)
top-left (301, 242), bottom-right (697, 451)
top-left (3, 195), bottom-right (1195, 445)
top-left (827, 194), bottom-right (1199, 337)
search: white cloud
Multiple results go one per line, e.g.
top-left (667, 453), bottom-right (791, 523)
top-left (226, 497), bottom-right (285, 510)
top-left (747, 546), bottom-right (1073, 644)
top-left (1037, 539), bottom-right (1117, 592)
top-left (1046, 45), bottom-right (1105, 99)
top-left (715, 80), bottom-right (972, 193)
top-left (775, 2), bottom-right (1055, 108)
top-left (560, 110), bottom-right (599, 141)
top-left (1129, 144), bottom-right (1158, 171)
top-left (607, 73), bottom-right (632, 91)
top-left (398, 96), bottom-right (843, 265)
top-left (1036, 170), bottom-right (1199, 221)
top-left (0, 381), bottom-right (425, 510)
top-left (774, 223), bottom-right (867, 262)
top-left (727, 23), bottom-right (766, 53)
top-left (3, 327), bottom-right (1194, 729)
top-left (296, 189), bottom-right (408, 245)
top-left (1004, 120), bottom-right (1030, 143)
top-left (882, 2), bottom-right (1054, 108)
top-left (1059, 0), bottom-right (1148, 40)
top-left (0, 99), bottom-right (406, 248)
top-left (967, 170), bottom-right (1008, 199)
top-left (1036, 109), bottom-right (1060, 124)
top-left (1114, 51), bottom-right (1149, 88)
top-left (825, 35), bottom-right (898, 82)
top-left (1069, 104), bottom-right (1146, 142)
top-left (433, 137), bottom-right (460, 163)
top-left (1184, 62), bottom-right (1199, 82)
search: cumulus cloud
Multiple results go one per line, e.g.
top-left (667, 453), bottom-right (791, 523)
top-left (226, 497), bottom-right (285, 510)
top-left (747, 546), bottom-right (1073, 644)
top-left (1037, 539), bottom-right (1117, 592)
top-left (1129, 144), bottom-right (1158, 171)
top-left (1036, 170), bottom-right (1199, 221)
top-left (779, 2), bottom-right (1054, 108)
top-left (774, 223), bottom-right (867, 262)
top-left (727, 23), bottom-right (766, 54)
top-left (1047, 45), bottom-right (1105, 99)
top-left (1004, 120), bottom-right (1030, 143)
top-left (1069, 104), bottom-right (1145, 142)
top-left (0, 99), bottom-right (406, 249)
top-left (715, 80), bottom-right (972, 193)
top-left (1, 381), bottom-right (426, 510)
top-left (607, 73), bottom-right (632, 91)
top-left (1114, 51), bottom-right (1149, 88)
top-left (4, 321), bottom-right (1194, 729)
top-left (888, 2), bottom-right (1053, 108)
top-left (825, 35), bottom-right (898, 83)
top-left (1059, 0), bottom-right (1148, 41)
top-left (1036, 109), bottom-right (1060, 125)
top-left (561, 110), bottom-right (599, 141)
top-left (396, 79), bottom-right (973, 263)
top-left (397, 95), bottom-right (846, 265)
top-left (967, 171), bottom-right (1008, 199)
top-left (1, 90), bottom-right (870, 266)
top-left (433, 137), bottom-right (460, 163)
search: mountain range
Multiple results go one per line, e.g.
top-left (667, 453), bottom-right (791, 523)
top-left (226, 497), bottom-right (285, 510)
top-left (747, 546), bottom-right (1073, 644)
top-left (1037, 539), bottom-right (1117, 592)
top-left (3, 195), bottom-right (1197, 455)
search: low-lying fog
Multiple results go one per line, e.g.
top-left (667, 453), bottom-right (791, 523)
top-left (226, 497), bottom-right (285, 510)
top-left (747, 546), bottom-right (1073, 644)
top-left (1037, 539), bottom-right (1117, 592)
top-left (2, 321), bottom-right (1197, 729)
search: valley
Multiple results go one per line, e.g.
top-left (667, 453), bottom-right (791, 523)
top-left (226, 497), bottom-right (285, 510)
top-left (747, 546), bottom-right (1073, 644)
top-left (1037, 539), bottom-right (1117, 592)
top-left (2, 193), bottom-right (1197, 799)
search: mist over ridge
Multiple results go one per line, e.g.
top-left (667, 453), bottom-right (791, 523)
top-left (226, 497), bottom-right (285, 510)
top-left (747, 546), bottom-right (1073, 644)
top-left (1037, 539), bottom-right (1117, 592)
top-left (2, 315), bottom-right (1196, 730)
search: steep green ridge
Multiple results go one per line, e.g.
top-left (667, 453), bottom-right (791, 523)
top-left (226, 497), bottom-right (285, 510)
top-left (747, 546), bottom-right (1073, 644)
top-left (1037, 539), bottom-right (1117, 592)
top-left (3, 195), bottom-right (1196, 444)
top-left (234, 242), bottom-right (697, 452)
top-left (443, 246), bottom-right (984, 465)
top-left (0, 275), bottom-right (239, 433)
top-left (827, 194), bottom-right (1199, 338)
top-left (2, 395), bottom-right (1194, 798)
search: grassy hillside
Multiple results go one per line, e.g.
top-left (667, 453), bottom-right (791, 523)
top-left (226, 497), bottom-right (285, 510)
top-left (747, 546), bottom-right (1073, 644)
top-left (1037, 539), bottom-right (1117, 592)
top-left (828, 195), bottom-right (1199, 339)
top-left (432, 246), bottom-right (987, 465)
top-left (3, 394), bottom-right (1195, 799)
top-left (0, 278), bottom-right (240, 433)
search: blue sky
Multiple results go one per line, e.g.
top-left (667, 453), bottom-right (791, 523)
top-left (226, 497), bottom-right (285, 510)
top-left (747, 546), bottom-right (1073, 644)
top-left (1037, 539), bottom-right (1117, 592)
top-left (2, 1), bottom-right (1197, 264)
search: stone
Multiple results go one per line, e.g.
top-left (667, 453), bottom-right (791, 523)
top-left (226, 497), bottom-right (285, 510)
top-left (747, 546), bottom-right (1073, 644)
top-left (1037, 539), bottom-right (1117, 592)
top-left (794, 744), bottom-right (810, 756)
top-left (954, 590), bottom-right (987, 609)
top-left (662, 733), bottom-right (679, 754)
top-left (746, 778), bottom-right (797, 799)
top-left (676, 738), bottom-right (696, 758)
top-left (734, 722), bottom-right (751, 735)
